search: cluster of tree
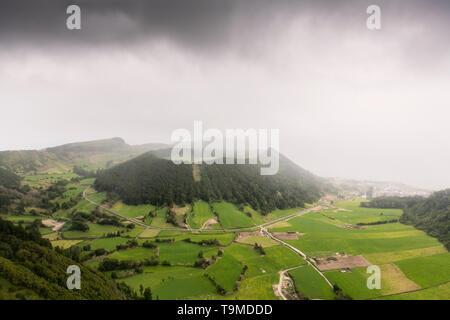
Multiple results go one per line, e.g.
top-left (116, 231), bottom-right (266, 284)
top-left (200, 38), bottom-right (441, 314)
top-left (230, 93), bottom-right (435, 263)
top-left (361, 196), bottom-right (424, 209)
top-left (333, 284), bottom-right (352, 300)
top-left (116, 239), bottom-right (138, 251)
top-left (0, 217), bottom-right (127, 299)
top-left (253, 243), bottom-right (265, 255)
top-left (94, 152), bottom-right (323, 215)
top-left (400, 189), bottom-right (450, 250)
top-left (356, 219), bottom-right (398, 226)
top-left (165, 208), bottom-right (183, 227)
top-left (182, 238), bottom-right (221, 246)
top-left (73, 165), bottom-right (99, 178)
top-left (142, 241), bottom-right (157, 248)
top-left (0, 167), bottom-right (21, 189)
top-left (98, 257), bottom-right (158, 272)
top-left (68, 209), bottom-right (124, 232)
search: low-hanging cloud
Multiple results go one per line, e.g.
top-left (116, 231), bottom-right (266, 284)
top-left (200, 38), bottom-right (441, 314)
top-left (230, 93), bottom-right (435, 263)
top-left (0, 0), bottom-right (449, 190)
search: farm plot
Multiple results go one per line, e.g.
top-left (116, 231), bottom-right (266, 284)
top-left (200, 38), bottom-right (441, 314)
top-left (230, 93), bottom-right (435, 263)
top-left (212, 202), bottom-right (254, 229)
top-left (273, 212), bottom-right (442, 258)
top-left (289, 266), bottom-right (335, 300)
top-left (187, 201), bottom-right (216, 229)
top-left (157, 241), bottom-right (219, 265)
top-left (206, 253), bottom-right (243, 293)
top-left (111, 201), bottom-right (155, 219)
top-left (108, 247), bottom-right (157, 261)
top-left (118, 266), bottom-right (218, 299)
top-left (394, 253), bottom-right (450, 287)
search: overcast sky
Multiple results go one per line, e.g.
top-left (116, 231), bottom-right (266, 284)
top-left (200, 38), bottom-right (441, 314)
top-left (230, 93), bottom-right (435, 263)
top-left (0, 0), bottom-right (449, 190)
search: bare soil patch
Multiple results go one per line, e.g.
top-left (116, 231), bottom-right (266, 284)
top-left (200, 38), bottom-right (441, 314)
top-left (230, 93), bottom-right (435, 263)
top-left (315, 255), bottom-right (371, 271)
top-left (42, 219), bottom-right (65, 231)
top-left (272, 232), bottom-right (301, 240)
top-left (236, 231), bottom-right (262, 240)
top-left (337, 224), bottom-right (367, 230)
top-left (202, 217), bottom-right (218, 229)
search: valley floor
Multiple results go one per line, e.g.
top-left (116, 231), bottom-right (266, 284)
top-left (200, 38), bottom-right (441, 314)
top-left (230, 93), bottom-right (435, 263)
top-left (2, 174), bottom-right (448, 300)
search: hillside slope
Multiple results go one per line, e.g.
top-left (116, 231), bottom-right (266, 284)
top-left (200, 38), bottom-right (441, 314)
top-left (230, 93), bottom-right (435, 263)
top-left (0, 217), bottom-right (126, 300)
top-left (0, 138), bottom-right (169, 175)
top-left (400, 189), bottom-right (450, 250)
top-left (94, 152), bottom-right (323, 214)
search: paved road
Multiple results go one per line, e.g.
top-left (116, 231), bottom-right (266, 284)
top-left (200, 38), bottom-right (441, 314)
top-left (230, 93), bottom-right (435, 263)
top-left (261, 226), bottom-right (334, 296)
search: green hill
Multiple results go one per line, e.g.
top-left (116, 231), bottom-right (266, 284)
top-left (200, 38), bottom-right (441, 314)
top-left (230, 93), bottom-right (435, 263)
top-left (0, 138), bottom-right (169, 175)
top-left (94, 152), bottom-right (323, 214)
top-left (400, 189), bottom-right (450, 250)
top-left (0, 217), bottom-right (126, 300)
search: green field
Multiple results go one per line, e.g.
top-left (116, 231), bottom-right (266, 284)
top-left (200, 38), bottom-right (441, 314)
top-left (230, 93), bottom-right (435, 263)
top-left (394, 253), bottom-right (450, 287)
top-left (118, 266), bottom-right (219, 299)
top-left (108, 247), bottom-right (157, 261)
top-left (378, 282), bottom-right (450, 300)
top-left (187, 201), bottom-right (216, 229)
top-left (289, 266), bottom-right (335, 300)
top-left (157, 241), bottom-right (219, 265)
top-left (272, 212), bottom-right (442, 258)
top-left (212, 202), bottom-right (254, 229)
top-left (206, 253), bottom-right (243, 293)
top-left (150, 207), bottom-right (177, 229)
top-left (111, 201), bottom-right (155, 219)
top-left (85, 237), bottom-right (131, 251)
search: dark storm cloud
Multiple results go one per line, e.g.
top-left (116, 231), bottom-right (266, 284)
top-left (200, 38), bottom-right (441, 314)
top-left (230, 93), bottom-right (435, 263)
top-left (1, 0), bottom-right (448, 52)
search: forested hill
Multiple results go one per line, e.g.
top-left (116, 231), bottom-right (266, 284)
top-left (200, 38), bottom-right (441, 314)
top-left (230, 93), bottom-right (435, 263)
top-left (0, 167), bottom-right (21, 189)
top-left (0, 217), bottom-right (126, 300)
top-left (94, 152), bottom-right (323, 214)
top-left (400, 189), bottom-right (450, 250)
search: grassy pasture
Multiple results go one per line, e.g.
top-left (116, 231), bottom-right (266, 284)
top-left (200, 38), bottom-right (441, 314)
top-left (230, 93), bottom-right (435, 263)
top-left (271, 211), bottom-right (442, 258)
top-left (325, 263), bottom-right (423, 299)
top-left (224, 243), bottom-right (305, 281)
top-left (394, 253), bottom-right (450, 287)
top-left (111, 201), bottom-right (155, 219)
top-left (157, 241), bottom-right (219, 265)
top-left (80, 178), bottom-right (96, 185)
top-left (107, 247), bottom-right (157, 261)
top-left (138, 228), bottom-right (160, 238)
top-left (23, 173), bottom-right (79, 188)
top-left (364, 246), bottom-right (447, 265)
top-left (122, 226), bottom-right (146, 238)
top-left (150, 207), bottom-right (176, 229)
top-left (206, 253), bottom-right (242, 292)
top-left (169, 233), bottom-right (235, 246)
top-left (118, 266), bottom-right (218, 299)
top-left (85, 237), bottom-right (131, 251)
top-left (289, 266), bottom-right (335, 300)
top-left (212, 202), bottom-right (254, 229)
top-left (187, 201), bottom-right (215, 229)
top-left (236, 236), bottom-right (279, 248)
top-left (378, 282), bottom-right (450, 300)
top-left (1, 215), bottom-right (44, 223)
top-left (51, 239), bottom-right (83, 249)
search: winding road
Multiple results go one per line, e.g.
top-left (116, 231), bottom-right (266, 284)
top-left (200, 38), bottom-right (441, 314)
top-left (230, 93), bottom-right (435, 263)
top-left (83, 185), bottom-right (333, 297)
